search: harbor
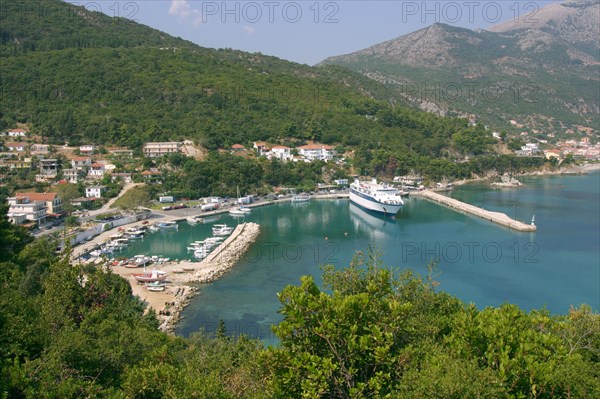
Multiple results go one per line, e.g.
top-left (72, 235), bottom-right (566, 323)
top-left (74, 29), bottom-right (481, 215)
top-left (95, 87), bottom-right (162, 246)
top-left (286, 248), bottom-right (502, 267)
top-left (72, 221), bottom-right (261, 333)
top-left (411, 190), bottom-right (537, 232)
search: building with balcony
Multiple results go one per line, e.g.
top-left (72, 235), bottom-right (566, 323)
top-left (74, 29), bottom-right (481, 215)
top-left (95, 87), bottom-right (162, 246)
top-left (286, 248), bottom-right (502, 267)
top-left (6, 192), bottom-right (63, 227)
top-left (143, 142), bottom-right (182, 157)
top-left (36, 158), bottom-right (59, 182)
top-left (85, 186), bottom-right (107, 198)
top-left (297, 144), bottom-right (336, 161)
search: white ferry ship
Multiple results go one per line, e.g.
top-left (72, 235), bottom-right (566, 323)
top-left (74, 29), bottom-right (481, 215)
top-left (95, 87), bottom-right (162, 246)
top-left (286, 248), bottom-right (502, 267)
top-left (349, 178), bottom-right (404, 215)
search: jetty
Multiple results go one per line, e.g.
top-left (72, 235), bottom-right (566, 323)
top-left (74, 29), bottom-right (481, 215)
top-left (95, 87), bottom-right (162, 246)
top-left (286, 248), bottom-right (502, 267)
top-left (411, 190), bottom-right (536, 232)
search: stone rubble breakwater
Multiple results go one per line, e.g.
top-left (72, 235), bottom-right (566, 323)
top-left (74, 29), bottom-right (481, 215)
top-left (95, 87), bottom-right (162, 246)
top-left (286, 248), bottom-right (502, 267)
top-left (159, 222), bottom-right (261, 333)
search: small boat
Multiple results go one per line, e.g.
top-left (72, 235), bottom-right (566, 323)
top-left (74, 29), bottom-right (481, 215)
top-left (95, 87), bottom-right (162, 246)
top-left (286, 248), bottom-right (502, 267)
top-left (171, 268), bottom-right (184, 274)
top-left (157, 221), bottom-right (178, 229)
top-left (125, 227), bottom-right (146, 235)
top-left (133, 269), bottom-right (168, 283)
top-left (239, 206), bottom-right (252, 213)
top-left (229, 208), bottom-right (246, 216)
top-left (131, 254), bottom-right (152, 267)
top-left (187, 216), bottom-right (204, 224)
top-left (291, 193), bottom-right (311, 203)
top-left (212, 224), bottom-right (233, 236)
top-left (146, 281), bottom-right (166, 292)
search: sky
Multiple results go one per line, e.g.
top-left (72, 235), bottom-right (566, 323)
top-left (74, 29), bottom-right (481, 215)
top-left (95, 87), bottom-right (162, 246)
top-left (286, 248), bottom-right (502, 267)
top-left (67, 0), bottom-right (559, 65)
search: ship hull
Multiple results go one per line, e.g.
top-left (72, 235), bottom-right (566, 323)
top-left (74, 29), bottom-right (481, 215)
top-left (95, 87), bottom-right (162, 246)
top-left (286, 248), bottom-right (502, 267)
top-left (349, 189), bottom-right (403, 215)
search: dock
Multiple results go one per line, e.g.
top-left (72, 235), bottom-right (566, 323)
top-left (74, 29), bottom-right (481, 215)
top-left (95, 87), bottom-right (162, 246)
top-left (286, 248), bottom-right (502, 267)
top-left (411, 190), bottom-right (536, 232)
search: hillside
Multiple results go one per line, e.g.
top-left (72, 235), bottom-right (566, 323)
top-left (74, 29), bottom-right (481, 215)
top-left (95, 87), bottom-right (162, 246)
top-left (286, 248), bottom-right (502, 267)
top-left (0, 0), bottom-right (412, 150)
top-left (319, 0), bottom-right (600, 136)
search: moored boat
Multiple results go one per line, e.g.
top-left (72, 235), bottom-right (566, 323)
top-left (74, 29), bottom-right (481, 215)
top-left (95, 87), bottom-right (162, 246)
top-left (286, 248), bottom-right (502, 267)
top-left (146, 281), bottom-right (166, 291)
top-left (212, 224), bottom-right (233, 236)
top-left (349, 178), bottom-right (403, 215)
top-left (132, 269), bottom-right (168, 283)
top-left (157, 221), bottom-right (178, 229)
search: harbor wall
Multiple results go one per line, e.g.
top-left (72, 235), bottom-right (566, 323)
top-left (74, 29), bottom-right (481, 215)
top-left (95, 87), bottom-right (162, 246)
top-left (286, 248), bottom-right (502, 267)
top-left (411, 190), bottom-right (536, 232)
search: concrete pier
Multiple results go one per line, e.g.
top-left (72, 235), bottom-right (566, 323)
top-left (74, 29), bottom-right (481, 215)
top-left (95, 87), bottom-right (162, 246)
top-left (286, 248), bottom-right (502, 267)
top-left (411, 190), bottom-right (536, 232)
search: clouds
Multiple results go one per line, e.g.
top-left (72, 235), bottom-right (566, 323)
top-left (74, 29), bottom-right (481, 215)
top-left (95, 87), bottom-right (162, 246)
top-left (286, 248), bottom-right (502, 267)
top-left (168, 0), bottom-right (202, 26)
top-left (243, 25), bottom-right (256, 35)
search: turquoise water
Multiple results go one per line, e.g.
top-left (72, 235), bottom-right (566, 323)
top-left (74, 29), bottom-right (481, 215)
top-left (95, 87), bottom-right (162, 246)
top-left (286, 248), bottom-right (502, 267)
top-left (119, 173), bottom-right (599, 341)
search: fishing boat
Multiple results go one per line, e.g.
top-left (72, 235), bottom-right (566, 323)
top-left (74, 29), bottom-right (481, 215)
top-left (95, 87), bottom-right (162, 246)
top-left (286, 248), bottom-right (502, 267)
top-left (229, 208), bottom-right (246, 216)
top-left (212, 224), bottom-right (233, 236)
top-left (131, 254), bottom-right (152, 267)
top-left (171, 268), bottom-right (185, 274)
top-left (291, 193), bottom-right (311, 203)
top-left (349, 178), bottom-right (404, 215)
top-left (157, 221), bottom-right (178, 229)
top-left (132, 269), bottom-right (167, 283)
top-left (125, 227), bottom-right (146, 236)
top-left (146, 281), bottom-right (166, 292)
top-left (186, 215), bottom-right (204, 224)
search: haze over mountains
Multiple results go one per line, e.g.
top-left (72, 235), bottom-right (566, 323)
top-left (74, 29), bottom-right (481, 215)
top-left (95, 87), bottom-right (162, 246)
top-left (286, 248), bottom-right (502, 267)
top-left (320, 0), bottom-right (600, 135)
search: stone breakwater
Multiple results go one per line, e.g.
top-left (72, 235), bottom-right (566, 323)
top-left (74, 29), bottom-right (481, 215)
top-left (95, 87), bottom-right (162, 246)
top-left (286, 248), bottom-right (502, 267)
top-left (412, 190), bottom-right (536, 232)
top-left (159, 222), bottom-right (261, 333)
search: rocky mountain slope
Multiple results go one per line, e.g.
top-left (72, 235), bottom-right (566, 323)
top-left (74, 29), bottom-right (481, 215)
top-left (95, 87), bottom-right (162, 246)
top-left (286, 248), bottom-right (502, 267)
top-left (320, 0), bottom-right (599, 135)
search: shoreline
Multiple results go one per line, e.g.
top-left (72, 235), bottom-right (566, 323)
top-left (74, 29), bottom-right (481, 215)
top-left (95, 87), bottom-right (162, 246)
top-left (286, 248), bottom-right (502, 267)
top-left (67, 163), bottom-right (596, 333)
top-left (75, 222), bottom-right (261, 334)
top-left (451, 162), bottom-right (600, 188)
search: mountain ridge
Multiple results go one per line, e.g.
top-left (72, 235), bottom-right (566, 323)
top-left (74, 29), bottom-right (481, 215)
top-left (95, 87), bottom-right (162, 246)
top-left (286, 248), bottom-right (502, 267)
top-left (319, 0), bottom-right (600, 135)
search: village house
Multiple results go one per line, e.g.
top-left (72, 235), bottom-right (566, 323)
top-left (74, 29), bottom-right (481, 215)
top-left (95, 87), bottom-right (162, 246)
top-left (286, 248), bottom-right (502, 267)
top-left (62, 168), bottom-right (82, 184)
top-left (270, 145), bottom-right (292, 161)
top-left (4, 142), bottom-right (27, 152)
top-left (6, 192), bottom-right (63, 227)
top-left (71, 156), bottom-right (92, 171)
top-left (141, 169), bottom-right (163, 184)
top-left (230, 144), bottom-right (246, 152)
top-left (4, 129), bottom-right (27, 138)
top-left (85, 186), bottom-right (107, 198)
top-left (79, 144), bottom-right (95, 154)
top-left (36, 158), bottom-right (59, 182)
top-left (143, 142), bottom-right (182, 157)
top-left (87, 162), bottom-right (106, 178)
top-left (253, 142), bottom-right (270, 156)
top-left (297, 144), bottom-right (336, 161)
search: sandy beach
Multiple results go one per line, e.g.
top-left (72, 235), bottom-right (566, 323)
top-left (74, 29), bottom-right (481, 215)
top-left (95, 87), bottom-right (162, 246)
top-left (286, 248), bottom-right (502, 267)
top-left (88, 222), bottom-right (261, 332)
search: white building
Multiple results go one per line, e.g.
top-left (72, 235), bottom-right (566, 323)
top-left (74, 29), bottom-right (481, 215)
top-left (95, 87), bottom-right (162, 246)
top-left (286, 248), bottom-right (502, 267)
top-left (79, 145), bottom-right (95, 154)
top-left (253, 142), bottom-right (270, 156)
top-left (85, 186), bottom-right (107, 198)
top-left (270, 145), bottom-right (292, 161)
top-left (6, 192), bottom-right (63, 227)
top-left (297, 144), bottom-right (336, 161)
top-left (4, 142), bottom-right (27, 152)
top-left (6, 129), bottom-right (27, 137)
top-left (71, 157), bottom-right (92, 170)
top-left (88, 162), bottom-right (105, 178)
top-left (143, 142), bottom-right (182, 157)
top-left (63, 168), bottom-right (81, 183)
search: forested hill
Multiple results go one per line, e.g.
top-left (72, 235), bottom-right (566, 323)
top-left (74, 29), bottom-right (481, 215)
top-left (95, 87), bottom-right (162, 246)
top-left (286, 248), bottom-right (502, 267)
top-left (0, 0), bottom-right (502, 172)
top-left (0, 0), bottom-right (411, 149)
top-left (0, 0), bottom-right (194, 52)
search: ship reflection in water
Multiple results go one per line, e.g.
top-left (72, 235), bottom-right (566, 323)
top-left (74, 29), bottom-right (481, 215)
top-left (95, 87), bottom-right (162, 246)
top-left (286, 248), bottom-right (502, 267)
top-left (349, 202), bottom-right (398, 240)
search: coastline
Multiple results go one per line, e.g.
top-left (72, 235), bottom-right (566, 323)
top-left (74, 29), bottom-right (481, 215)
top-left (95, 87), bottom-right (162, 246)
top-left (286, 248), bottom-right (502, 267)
top-left (451, 162), bottom-right (600, 188)
top-left (67, 163), bottom-right (597, 333)
top-left (74, 222), bottom-right (261, 334)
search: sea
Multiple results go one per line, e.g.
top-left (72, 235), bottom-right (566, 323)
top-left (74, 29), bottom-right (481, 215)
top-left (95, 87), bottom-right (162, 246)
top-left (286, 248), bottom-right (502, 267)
top-left (118, 172), bottom-right (600, 342)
